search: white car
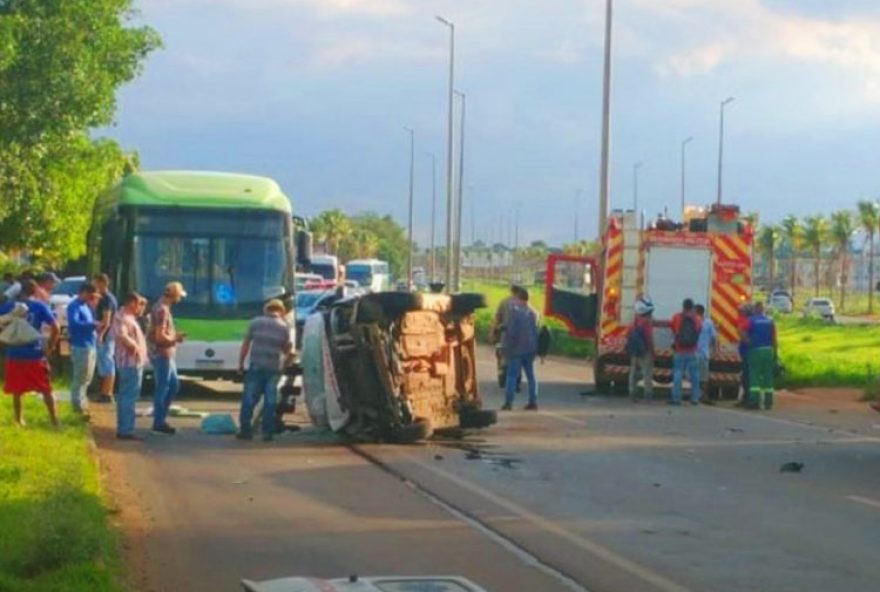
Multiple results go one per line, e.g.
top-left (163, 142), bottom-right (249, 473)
top-left (767, 293), bottom-right (793, 314)
top-left (803, 297), bottom-right (835, 320)
top-left (241, 576), bottom-right (488, 592)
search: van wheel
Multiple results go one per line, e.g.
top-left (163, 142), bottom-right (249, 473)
top-left (392, 418), bottom-right (433, 443)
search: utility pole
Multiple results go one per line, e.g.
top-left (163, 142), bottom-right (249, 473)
top-left (633, 161), bottom-right (643, 213)
top-left (716, 96), bottom-right (735, 205)
top-left (454, 89), bottom-right (466, 291)
top-left (437, 16), bottom-right (456, 292)
top-left (404, 126), bottom-right (415, 289)
top-left (428, 152), bottom-right (437, 281)
top-left (598, 0), bottom-right (614, 238)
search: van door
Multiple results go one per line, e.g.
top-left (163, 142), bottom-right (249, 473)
top-left (544, 254), bottom-right (599, 338)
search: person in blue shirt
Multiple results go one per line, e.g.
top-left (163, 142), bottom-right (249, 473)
top-left (0, 280), bottom-right (60, 426)
top-left (695, 304), bottom-right (717, 398)
top-left (742, 302), bottom-right (778, 410)
top-left (67, 282), bottom-right (100, 416)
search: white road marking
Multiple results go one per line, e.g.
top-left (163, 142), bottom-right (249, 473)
top-left (396, 449), bottom-right (692, 592)
top-left (539, 410), bottom-right (589, 427)
top-left (846, 495), bottom-right (880, 510)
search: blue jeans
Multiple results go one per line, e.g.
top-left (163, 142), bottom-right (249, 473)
top-left (116, 366), bottom-right (143, 436)
top-left (672, 352), bottom-right (701, 403)
top-left (97, 339), bottom-right (116, 377)
top-left (151, 356), bottom-right (179, 429)
top-left (70, 345), bottom-right (96, 412)
top-left (239, 368), bottom-right (280, 436)
top-left (505, 354), bottom-right (538, 406)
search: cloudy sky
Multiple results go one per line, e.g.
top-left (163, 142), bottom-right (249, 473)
top-left (108, 0), bottom-right (880, 246)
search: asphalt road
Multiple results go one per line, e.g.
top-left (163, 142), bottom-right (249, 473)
top-left (92, 348), bottom-right (880, 592)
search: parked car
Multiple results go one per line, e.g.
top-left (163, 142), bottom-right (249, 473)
top-left (767, 293), bottom-right (793, 314)
top-left (295, 273), bottom-right (323, 292)
top-left (294, 288), bottom-right (339, 349)
top-left (803, 297), bottom-right (835, 320)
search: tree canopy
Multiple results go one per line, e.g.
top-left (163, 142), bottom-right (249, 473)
top-left (0, 0), bottom-right (160, 265)
top-left (311, 209), bottom-right (412, 277)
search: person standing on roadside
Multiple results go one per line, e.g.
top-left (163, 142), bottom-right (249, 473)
top-left (671, 298), bottom-right (703, 405)
top-left (0, 281), bottom-right (60, 426)
top-left (113, 293), bottom-right (148, 440)
top-left (743, 302), bottom-right (778, 410)
top-left (695, 304), bottom-right (717, 399)
top-left (627, 297), bottom-right (655, 402)
top-left (93, 274), bottom-right (118, 404)
top-left (501, 287), bottom-right (540, 411)
top-left (34, 272), bottom-right (60, 304)
top-left (236, 299), bottom-right (293, 441)
top-left (492, 284), bottom-right (524, 390)
top-left (736, 303), bottom-right (753, 406)
top-left (148, 282), bottom-right (187, 435)
top-left (67, 283), bottom-right (100, 417)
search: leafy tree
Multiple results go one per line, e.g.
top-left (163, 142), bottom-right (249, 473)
top-left (858, 200), bottom-right (880, 313)
top-left (781, 215), bottom-right (802, 302)
top-left (757, 225), bottom-right (779, 292)
top-left (803, 215), bottom-right (828, 297)
top-left (311, 209), bottom-right (352, 255)
top-left (830, 210), bottom-right (855, 310)
top-left (0, 0), bottom-right (160, 263)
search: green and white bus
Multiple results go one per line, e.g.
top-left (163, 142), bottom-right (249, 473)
top-left (88, 171), bottom-right (302, 378)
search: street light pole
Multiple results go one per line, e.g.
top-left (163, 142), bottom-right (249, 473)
top-left (404, 126), bottom-right (415, 290)
top-left (681, 136), bottom-right (693, 218)
top-left (598, 0), bottom-right (614, 238)
top-left (437, 15), bottom-right (456, 292)
top-left (716, 96), bottom-right (734, 206)
top-left (454, 89), bottom-right (466, 291)
top-left (428, 152), bottom-right (437, 282)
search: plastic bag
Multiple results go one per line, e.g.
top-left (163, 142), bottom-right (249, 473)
top-left (200, 413), bottom-right (237, 435)
top-left (0, 304), bottom-right (41, 346)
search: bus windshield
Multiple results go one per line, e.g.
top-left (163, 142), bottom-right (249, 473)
top-left (310, 263), bottom-right (336, 280)
top-left (131, 209), bottom-right (290, 319)
top-left (346, 264), bottom-right (372, 287)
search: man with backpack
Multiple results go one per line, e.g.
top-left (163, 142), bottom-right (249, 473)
top-left (671, 298), bottom-right (703, 405)
top-left (626, 297), bottom-right (655, 401)
top-left (501, 288), bottom-right (540, 411)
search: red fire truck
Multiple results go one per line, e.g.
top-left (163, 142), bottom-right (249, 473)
top-left (545, 204), bottom-right (753, 397)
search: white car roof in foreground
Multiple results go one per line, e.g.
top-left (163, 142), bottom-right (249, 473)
top-left (241, 576), bottom-right (488, 592)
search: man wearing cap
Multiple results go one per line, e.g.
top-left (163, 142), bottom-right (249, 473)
top-left (93, 273), bottom-right (118, 404)
top-left (237, 299), bottom-right (293, 441)
top-left (148, 282), bottom-right (187, 435)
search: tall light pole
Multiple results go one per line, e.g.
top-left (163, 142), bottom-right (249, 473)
top-left (598, 0), bottom-right (614, 238)
top-left (681, 136), bottom-right (693, 218)
top-left (404, 126), bottom-right (415, 289)
top-left (716, 96), bottom-right (734, 205)
top-left (633, 161), bottom-right (643, 212)
top-left (437, 15), bottom-right (455, 292)
top-left (428, 152), bottom-right (437, 281)
top-left (454, 89), bottom-right (466, 291)
top-left (574, 189), bottom-right (583, 243)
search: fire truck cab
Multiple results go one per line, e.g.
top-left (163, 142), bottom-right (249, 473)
top-left (545, 204), bottom-right (753, 398)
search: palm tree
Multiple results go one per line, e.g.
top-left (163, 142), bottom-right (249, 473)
top-left (757, 225), bottom-right (779, 291)
top-left (311, 209), bottom-right (352, 255)
top-left (830, 210), bottom-right (855, 311)
top-left (781, 215), bottom-right (802, 302)
top-left (858, 200), bottom-right (879, 313)
top-left (803, 215), bottom-right (828, 297)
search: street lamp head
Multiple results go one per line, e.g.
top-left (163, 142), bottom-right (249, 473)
top-left (722, 96), bottom-right (735, 106)
top-left (436, 15), bottom-right (453, 27)
top-left (635, 161), bottom-right (643, 170)
top-left (683, 136), bottom-right (694, 145)
top-left (454, 89), bottom-right (465, 98)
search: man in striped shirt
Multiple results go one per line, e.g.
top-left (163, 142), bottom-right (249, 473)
top-left (113, 293), bottom-right (148, 440)
top-left (237, 299), bottom-right (293, 441)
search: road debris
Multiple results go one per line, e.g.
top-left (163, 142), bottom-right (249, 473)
top-left (779, 462), bottom-right (805, 473)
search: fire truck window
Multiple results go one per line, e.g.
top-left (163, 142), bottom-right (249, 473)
top-left (550, 260), bottom-right (597, 333)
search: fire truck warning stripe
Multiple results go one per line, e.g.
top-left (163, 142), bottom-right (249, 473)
top-left (722, 234), bottom-right (752, 263)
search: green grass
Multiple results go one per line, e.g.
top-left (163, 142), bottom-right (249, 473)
top-left (0, 398), bottom-right (122, 592)
top-left (775, 315), bottom-right (880, 389)
top-left (463, 279), bottom-right (594, 359)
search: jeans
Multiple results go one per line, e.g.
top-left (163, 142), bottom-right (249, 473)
top-left (97, 339), bottom-right (116, 377)
top-left (505, 354), bottom-right (538, 406)
top-left (628, 355), bottom-right (654, 400)
top-left (151, 356), bottom-right (179, 429)
top-left (116, 366), bottom-right (143, 436)
top-left (672, 352), bottom-right (701, 403)
top-left (70, 345), bottom-right (96, 412)
top-left (239, 368), bottom-right (280, 436)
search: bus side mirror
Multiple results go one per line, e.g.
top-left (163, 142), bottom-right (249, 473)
top-left (296, 229), bottom-right (313, 268)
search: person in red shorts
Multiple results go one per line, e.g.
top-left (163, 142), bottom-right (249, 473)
top-left (0, 280), bottom-right (60, 426)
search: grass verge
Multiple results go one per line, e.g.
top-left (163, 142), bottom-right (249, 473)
top-left (775, 315), bottom-right (880, 389)
top-left (0, 397), bottom-right (121, 592)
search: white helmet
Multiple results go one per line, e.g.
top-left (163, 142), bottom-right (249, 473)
top-left (634, 297), bottom-right (654, 316)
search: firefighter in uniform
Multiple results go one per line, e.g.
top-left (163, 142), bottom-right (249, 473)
top-left (742, 302), bottom-right (778, 410)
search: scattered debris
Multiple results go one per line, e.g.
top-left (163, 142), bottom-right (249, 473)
top-left (200, 414), bottom-right (237, 435)
top-left (829, 409), bottom-right (839, 414)
top-left (726, 427), bottom-right (745, 434)
top-left (779, 462), bottom-right (805, 473)
top-left (232, 479), bottom-right (249, 485)
top-left (433, 454), bottom-right (444, 461)
top-left (653, 483), bottom-right (661, 488)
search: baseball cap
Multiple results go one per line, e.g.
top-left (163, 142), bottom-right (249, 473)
top-left (37, 271), bottom-right (61, 284)
top-left (164, 281), bottom-right (188, 299)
